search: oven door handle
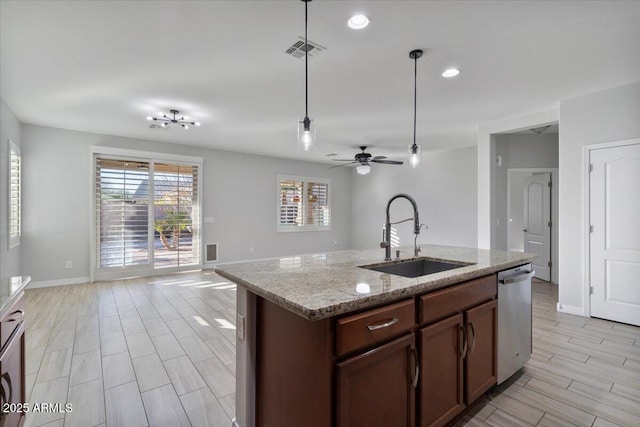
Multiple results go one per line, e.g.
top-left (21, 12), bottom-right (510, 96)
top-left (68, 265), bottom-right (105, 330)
top-left (499, 270), bottom-right (535, 285)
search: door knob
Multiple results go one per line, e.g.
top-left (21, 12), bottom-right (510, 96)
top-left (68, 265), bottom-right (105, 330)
top-left (522, 229), bottom-right (528, 232)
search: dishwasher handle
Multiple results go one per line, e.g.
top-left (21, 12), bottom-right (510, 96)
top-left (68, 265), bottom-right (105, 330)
top-left (499, 270), bottom-right (535, 285)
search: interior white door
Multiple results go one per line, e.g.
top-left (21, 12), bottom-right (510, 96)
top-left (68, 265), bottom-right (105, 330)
top-left (523, 173), bottom-right (551, 281)
top-left (590, 142), bottom-right (640, 326)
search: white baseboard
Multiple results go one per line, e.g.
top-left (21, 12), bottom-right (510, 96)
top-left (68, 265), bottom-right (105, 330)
top-left (27, 276), bottom-right (91, 289)
top-left (556, 302), bottom-right (586, 316)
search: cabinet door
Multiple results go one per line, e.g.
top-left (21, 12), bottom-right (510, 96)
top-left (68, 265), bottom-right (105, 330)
top-left (465, 299), bottom-right (497, 404)
top-left (419, 313), bottom-right (464, 427)
top-left (0, 323), bottom-right (25, 427)
top-left (337, 333), bottom-right (416, 427)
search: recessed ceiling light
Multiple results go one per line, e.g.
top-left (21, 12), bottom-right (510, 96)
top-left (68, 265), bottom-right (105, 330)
top-left (442, 68), bottom-right (460, 78)
top-left (348, 14), bottom-right (370, 30)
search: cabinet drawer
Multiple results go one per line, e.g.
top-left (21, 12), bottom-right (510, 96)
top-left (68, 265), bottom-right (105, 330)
top-left (336, 299), bottom-right (415, 357)
top-left (1, 293), bottom-right (25, 352)
top-left (420, 275), bottom-right (496, 325)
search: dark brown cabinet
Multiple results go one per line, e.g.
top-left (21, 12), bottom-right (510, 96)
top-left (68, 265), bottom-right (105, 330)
top-left (419, 314), bottom-right (464, 427)
top-left (0, 293), bottom-right (26, 427)
top-left (418, 276), bottom-right (497, 427)
top-left (464, 299), bottom-right (497, 404)
top-left (337, 333), bottom-right (417, 427)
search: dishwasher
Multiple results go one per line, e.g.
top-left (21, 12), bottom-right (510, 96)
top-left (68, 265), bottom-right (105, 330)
top-left (497, 263), bottom-right (534, 384)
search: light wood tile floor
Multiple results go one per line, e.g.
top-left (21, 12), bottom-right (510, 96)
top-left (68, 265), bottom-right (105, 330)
top-left (456, 278), bottom-right (640, 427)
top-left (24, 274), bottom-right (639, 427)
top-left (24, 271), bottom-right (236, 427)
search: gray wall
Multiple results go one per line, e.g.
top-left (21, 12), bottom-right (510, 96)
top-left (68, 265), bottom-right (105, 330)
top-left (350, 146), bottom-right (478, 251)
top-left (0, 98), bottom-right (22, 281)
top-left (21, 125), bottom-right (352, 285)
top-left (558, 81), bottom-right (640, 313)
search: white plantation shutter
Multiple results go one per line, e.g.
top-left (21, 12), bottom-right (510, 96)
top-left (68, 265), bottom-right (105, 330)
top-left (95, 158), bottom-right (150, 268)
top-left (278, 175), bottom-right (330, 231)
top-left (8, 141), bottom-right (21, 248)
top-left (153, 163), bottom-right (200, 267)
top-left (306, 181), bottom-right (329, 227)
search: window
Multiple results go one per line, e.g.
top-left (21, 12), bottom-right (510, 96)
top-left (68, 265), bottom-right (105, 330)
top-left (93, 150), bottom-right (201, 277)
top-left (8, 140), bottom-right (21, 249)
top-left (278, 175), bottom-right (330, 231)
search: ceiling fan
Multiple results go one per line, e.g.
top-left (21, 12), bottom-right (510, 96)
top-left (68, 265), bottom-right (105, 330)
top-left (330, 146), bottom-right (403, 175)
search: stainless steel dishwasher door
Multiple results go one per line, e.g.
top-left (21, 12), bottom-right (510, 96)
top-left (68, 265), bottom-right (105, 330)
top-left (497, 264), bottom-right (534, 384)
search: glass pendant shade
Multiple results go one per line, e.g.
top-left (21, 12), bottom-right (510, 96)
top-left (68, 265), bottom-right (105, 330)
top-left (356, 164), bottom-right (371, 175)
top-left (297, 117), bottom-right (316, 151)
top-left (408, 144), bottom-right (421, 168)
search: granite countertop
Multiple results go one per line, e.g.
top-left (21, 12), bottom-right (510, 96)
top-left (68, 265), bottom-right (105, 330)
top-left (0, 276), bottom-right (31, 317)
top-left (215, 245), bottom-right (537, 321)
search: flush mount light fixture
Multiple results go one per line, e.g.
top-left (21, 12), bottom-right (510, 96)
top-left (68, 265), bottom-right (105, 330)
top-left (408, 49), bottom-right (423, 168)
top-left (146, 110), bottom-right (200, 129)
top-left (348, 14), bottom-right (370, 30)
top-left (298, 0), bottom-right (316, 151)
top-left (442, 68), bottom-right (460, 78)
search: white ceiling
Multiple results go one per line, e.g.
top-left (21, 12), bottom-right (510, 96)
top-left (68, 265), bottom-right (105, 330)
top-left (1, 1), bottom-right (639, 164)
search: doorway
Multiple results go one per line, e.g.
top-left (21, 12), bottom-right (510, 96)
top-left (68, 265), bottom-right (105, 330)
top-left (492, 124), bottom-right (560, 284)
top-left (507, 169), bottom-right (558, 283)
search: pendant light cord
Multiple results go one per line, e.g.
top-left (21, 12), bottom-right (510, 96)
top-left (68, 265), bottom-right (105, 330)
top-left (305, 0), bottom-right (309, 117)
top-left (413, 54), bottom-right (417, 148)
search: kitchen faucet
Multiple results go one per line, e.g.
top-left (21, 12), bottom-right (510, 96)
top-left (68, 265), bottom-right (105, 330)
top-left (380, 193), bottom-right (422, 261)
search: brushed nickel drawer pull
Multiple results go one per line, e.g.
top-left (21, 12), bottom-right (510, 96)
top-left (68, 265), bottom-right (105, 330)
top-left (367, 317), bottom-right (399, 331)
top-left (6, 309), bottom-right (24, 322)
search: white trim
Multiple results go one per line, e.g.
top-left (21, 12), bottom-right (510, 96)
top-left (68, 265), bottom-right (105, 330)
top-left (582, 137), bottom-right (640, 319)
top-left (90, 146), bottom-right (203, 165)
top-left (556, 302), bottom-right (586, 317)
top-left (28, 276), bottom-right (91, 289)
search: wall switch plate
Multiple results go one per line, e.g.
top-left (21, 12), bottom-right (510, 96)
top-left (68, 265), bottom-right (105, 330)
top-left (65, 261), bottom-right (72, 269)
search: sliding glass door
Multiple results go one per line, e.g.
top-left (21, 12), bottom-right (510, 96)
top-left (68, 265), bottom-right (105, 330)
top-left (94, 155), bottom-right (201, 279)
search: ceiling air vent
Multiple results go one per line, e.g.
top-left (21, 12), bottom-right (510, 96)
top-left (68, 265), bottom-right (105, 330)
top-left (149, 124), bottom-right (169, 130)
top-left (285, 37), bottom-right (326, 59)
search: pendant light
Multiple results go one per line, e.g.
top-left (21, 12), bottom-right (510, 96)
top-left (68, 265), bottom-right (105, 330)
top-left (298, 0), bottom-right (315, 151)
top-left (408, 49), bottom-right (423, 168)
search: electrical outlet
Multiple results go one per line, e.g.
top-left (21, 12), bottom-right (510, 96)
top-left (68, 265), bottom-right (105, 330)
top-left (65, 261), bottom-right (72, 269)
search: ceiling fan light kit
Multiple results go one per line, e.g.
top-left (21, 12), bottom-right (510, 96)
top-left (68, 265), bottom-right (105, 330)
top-left (298, 0), bottom-right (316, 151)
top-left (356, 164), bottom-right (371, 175)
top-left (408, 49), bottom-right (423, 168)
top-left (146, 109), bottom-right (200, 129)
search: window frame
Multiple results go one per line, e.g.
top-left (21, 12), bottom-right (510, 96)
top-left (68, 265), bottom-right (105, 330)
top-left (277, 174), bottom-right (331, 233)
top-left (8, 140), bottom-right (21, 249)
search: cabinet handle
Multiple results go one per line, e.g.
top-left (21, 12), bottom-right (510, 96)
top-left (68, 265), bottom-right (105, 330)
top-left (460, 325), bottom-right (468, 358)
top-left (6, 309), bottom-right (24, 322)
top-left (468, 323), bottom-right (476, 354)
top-left (367, 317), bottom-right (399, 331)
top-left (411, 346), bottom-right (419, 388)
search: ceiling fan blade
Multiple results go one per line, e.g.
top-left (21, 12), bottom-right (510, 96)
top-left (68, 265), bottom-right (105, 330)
top-left (329, 162), bottom-right (357, 169)
top-left (371, 159), bottom-right (404, 165)
top-left (372, 156), bottom-right (387, 160)
top-left (332, 159), bottom-right (357, 162)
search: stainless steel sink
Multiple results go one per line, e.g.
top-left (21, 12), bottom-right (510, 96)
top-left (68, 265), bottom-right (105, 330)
top-left (361, 258), bottom-right (472, 278)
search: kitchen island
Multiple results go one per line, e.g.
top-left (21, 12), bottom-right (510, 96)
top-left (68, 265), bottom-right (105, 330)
top-left (215, 245), bottom-right (536, 427)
